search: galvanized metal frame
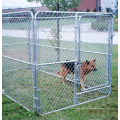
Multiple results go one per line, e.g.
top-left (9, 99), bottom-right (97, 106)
top-left (2, 11), bottom-right (114, 115)
top-left (2, 11), bottom-right (34, 111)
top-left (74, 13), bottom-right (78, 104)
top-left (77, 14), bottom-right (113, 93)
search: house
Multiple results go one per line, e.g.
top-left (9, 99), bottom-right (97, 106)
top-left (72, 0), bottom-right (101, 12)
top-left (101, 0), bottom-right (118, 12)
top-left (3, 0), bottom-right (117, 13)
top-left (2, 1), bottom-right (101, 13)
top-left (2, 6), bottom-right (49, 13)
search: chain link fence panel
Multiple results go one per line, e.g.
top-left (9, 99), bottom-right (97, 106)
top-left (2, 11), bottom-right (34, 111)
top-left (2, 11), bottom-right (113, 115)
top-left (35, 12), bottom-right (113, 115)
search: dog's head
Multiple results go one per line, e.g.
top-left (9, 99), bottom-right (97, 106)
top-left (85, 59), bottom-right (97, 72)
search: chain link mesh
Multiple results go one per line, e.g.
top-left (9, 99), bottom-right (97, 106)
top-left (2, 11), bottom-right (34, 111)
top-left (35, 12), bottom-right (113, 115)
top-left (2, 11), bottom-right (113, 115)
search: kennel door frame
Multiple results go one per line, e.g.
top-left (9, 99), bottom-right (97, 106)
top-left (77, 14), bottom-right (114, 95)
top-left (33, 12), bottom-right (114, 115)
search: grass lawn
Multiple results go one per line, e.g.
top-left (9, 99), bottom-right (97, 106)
top-left (91, 16), bottom-right (118, 31)
top-left (2, 44), bottom-right (118, 119)
top-left (2, 17), bottom-right (96, 30)
top-left (2, 13), bottom-right (118, 119)
top-left (2, 18), bottom-right (75, 30)
top-left (3, 15), bottom-right (118, 31)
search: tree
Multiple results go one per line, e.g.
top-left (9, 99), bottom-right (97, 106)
top-left (27, 0), bottom-right (81, 61)
top-left (69, 0), bottom-right (81, 11)
top-left (27, 0), bottom-right (81, 11)
top-left (29, 8), bottom-right (36, 15)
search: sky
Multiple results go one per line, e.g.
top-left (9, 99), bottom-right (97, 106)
top-left (2, 0), bottom-right (42, 9)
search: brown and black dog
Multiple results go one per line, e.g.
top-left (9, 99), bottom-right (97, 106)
top-left (56, 59), bottom-right (97, 90)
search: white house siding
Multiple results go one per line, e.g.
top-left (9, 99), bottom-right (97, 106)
top-left (101, 0), bottom-right (118, 12)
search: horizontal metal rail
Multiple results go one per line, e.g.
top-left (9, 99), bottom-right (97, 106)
top-left (39, 94), bottom-right (109, 116)
top-left (2, 67), bottom-right (31, 74)
top-left (36, 16), bottom-right (75, 19)
top-left (36, 14), bottom-right (112, 20)
top-left (37, 44), bottom-right (75, 51)
top-left (2, 17), bottom-right (32, 19)
top-left (35, 11), bottom-right (113, 18)
top-left (2, 42), bottom-right (28, 46)
top-left (80, 50), bottom-right (108, 55)
top-left (2, 11), bottom-right (33, 17)
top-left (76, 85), bottom-right (110, 95)
top-left (38, 60), bottom-right (76, 66)
top-left (2, 55), bottom-right (33, 65)
top-left (36, 44), bottom-right (108, 55)
top-left (40, 69), bottom-right (109, 92)
top-left (84, 81), bottom-right (108, 91)
top-left (2, 42), bottom-right (109, 55)
top-left (39, 70), bottom-right (74, 83)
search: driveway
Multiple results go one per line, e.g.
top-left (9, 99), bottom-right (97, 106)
top-left (2, 23), bottom-right (118, 45)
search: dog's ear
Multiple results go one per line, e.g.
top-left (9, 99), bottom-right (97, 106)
top-left (86, 60), bottom-right (90, 65)
top-left (93, 58), bottom-right (96, 63)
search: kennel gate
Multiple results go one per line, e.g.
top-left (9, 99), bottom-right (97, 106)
top-left (2, 11), bottom-right (114, 115)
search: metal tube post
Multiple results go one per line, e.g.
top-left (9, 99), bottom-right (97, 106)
top-left (78, 16), bottom-right (83, 91)
top-left (33, 17), bottom-right (39, 113)
top-left (27, 17), bottom-right (32, 63)
top-left (57, 17), bottom-right (60, 62)
top-left (74, 13), bottom-right (78, 104)
top-left (109, 16), bottom-right (114, 95)
top-left (107, 17), bottom-right (111, 94)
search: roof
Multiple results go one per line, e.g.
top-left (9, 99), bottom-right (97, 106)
top-left (2, 6), bottom-right (49, 13)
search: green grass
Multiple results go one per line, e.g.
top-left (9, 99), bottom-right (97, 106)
top-left (2, 22), bottom-right (28, 30)
top-left (2, 16), bottom-right (94, 30)
top-left (2, 35), bottom-right (118, 120)
top-left (2, 18), bottom-right (75, 30)
top-left (91, 16), bottom-right (118, 31)
top-left (2, 17), bottom-right (92, 30)
top-left (3, 36), bottom-right (108, 64)
top-left (113, 17), bottom-right (118, 31)
top-left (2, 17), bottom-right (101, 30)
top-left (2, 13), bottom-right (118, 119)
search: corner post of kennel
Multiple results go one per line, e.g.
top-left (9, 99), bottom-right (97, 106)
top-left (32, 15), bottom-right (39, 113)
top-left (108, 14), bottom-right (114, 95)
top-left (77, 15), bottom-right (83, 91)
top-left (107, 14), bottom-right (113, 95)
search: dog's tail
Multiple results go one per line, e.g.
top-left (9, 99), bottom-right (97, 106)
top-left (56, 71), bottom-right (62, 76)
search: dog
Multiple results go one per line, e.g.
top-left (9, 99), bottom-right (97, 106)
top-left (56, 59), bottom-right (97, 90)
